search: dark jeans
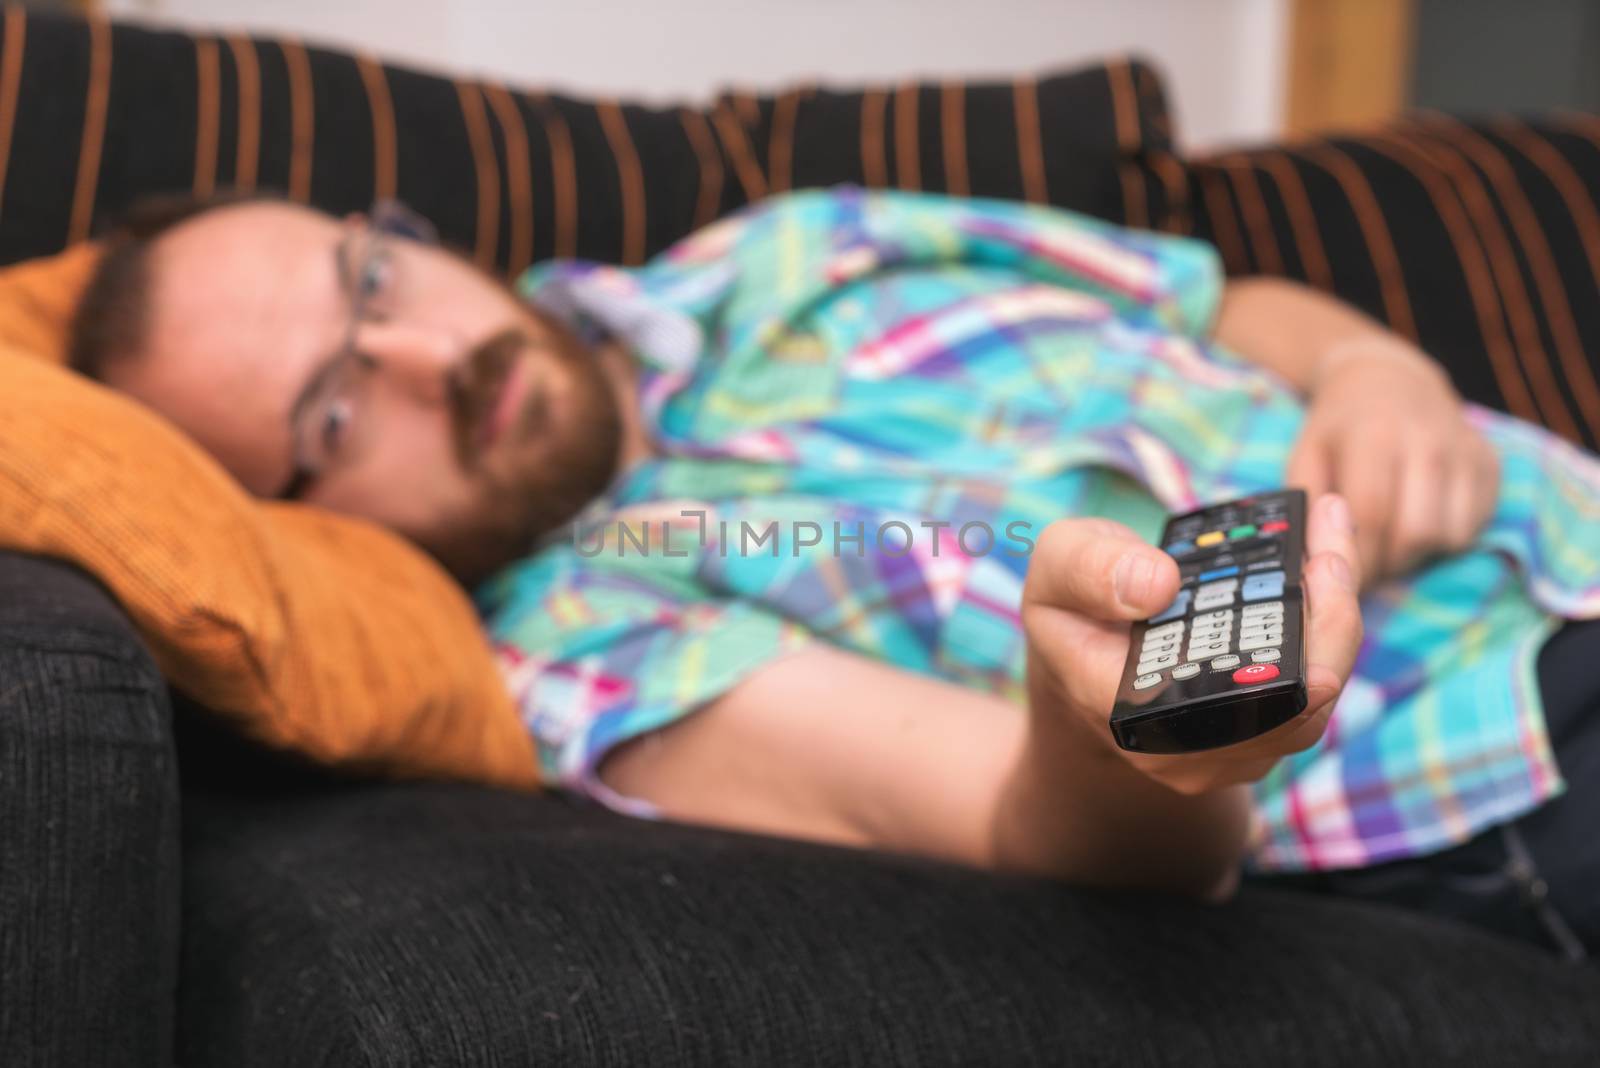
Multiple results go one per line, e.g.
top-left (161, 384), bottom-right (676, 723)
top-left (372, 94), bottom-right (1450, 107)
top-left (1262, 618), bottom-right (1600, 962)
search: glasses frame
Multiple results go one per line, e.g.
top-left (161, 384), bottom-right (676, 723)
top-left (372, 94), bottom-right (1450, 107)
top-left (278, 200), bottom-right (438, 500)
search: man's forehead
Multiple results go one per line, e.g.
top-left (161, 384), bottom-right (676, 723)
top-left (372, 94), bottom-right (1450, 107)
top-left (130, 199), bottom-right (350, 455)
top-left (145, 201), bottom-right (343, 356)
top-left (153, 200), bottom-right (340, 284)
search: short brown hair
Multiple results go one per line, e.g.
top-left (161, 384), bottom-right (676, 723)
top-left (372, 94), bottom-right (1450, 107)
top-left (67, 190), bottom-right (283, 379)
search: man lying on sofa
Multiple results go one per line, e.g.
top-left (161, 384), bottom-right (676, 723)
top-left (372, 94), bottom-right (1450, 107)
top-left (67, 187), bottom-right (1600, 958)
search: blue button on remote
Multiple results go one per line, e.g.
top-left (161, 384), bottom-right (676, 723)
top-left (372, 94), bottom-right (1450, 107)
top-left (1198, 565), bottom-right (1241, 582)
top-left (1149, 588), bottom-right (1192, 624)
top-left (1242, 570), bottom-right (1285, 601)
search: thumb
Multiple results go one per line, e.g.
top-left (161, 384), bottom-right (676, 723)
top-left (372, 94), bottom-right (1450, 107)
top-left (1023, 518), bottom-right (1181, 622)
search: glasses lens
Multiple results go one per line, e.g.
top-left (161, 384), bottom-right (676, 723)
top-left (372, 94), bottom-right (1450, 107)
top-left (339, 225), bottom-right (382, 297)
top-left (294, 355), bottom-right (379, 476)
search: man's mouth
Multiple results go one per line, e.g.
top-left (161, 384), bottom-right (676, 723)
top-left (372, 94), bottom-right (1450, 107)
top-left (454, 328), bottom-right (541, 468)
top-left (480, 356), bottom-right (535, 451)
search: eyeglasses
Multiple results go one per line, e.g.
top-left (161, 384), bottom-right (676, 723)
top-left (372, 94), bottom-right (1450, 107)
top-left (278, 200), bottom-right (439, 500)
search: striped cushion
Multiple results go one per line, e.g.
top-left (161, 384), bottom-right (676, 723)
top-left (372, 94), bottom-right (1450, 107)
top-left (1175, 116), bottom-right (1600, 452)
top-left (0, 6), bottom-right (1169, 273)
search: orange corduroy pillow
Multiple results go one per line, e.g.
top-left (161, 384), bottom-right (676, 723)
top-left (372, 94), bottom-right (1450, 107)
top-left (0, 243), bottom-right (539, 789)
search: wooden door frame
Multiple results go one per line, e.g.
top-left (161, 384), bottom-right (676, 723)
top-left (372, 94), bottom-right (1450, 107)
top-left (1285, 0), bottom-right (1417, 137)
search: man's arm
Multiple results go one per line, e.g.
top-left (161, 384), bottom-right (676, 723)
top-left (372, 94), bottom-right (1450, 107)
top-left (603, 495), bottom-right (1363, 900)
top-left (1214, 277), bottom-right (1500, 583)
top-left (1213, 276), bottom-right (1442, 396)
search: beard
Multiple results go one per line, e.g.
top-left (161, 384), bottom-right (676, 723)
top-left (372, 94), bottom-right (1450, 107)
top-left (435, 314), bottom-right (624, 585)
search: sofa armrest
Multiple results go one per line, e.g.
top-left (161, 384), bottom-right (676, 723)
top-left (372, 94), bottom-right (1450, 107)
top-left (0, 551), bottom-right (178, 1068)
top-left (1174, 116), bottom-right (1600, 453)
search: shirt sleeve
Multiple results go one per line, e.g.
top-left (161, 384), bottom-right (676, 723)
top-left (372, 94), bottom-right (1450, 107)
top-left (476, 547), bottom-right (816, 814)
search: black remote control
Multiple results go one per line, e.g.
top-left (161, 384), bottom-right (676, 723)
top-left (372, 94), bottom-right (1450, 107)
top-left (1109, 490), bottom-right (1308, 754)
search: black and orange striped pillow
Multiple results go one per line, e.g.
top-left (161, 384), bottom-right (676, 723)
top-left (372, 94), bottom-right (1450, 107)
top-left (1175, 115), bottom-right (1600, 453)
top-left (0, 6), bottom-right (1170, 274)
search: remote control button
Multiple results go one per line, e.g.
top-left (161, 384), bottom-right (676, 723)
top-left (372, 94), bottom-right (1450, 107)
top-left (1232, 663), bottom-right (1279, 684)
top-left (1242, 570), bottom-right (1286, 602)
top-left (1171, 662), bottom-right (1201, 680)
top-left (1194, 590), bottom-right (1236, 611)
top-left (1251, 649), bottom-right (1281, 663)
top-left (1197, 578), bottom-right (1239, 594)
top-left (1137, 652), bottom-right (1179, 673)
top-left (1238, 625), bottom-right (1281, 643)
top-left (1260, 520), bottom-right (1290, 535)
top-left (1148, 589), bottom-right (1192, 624)
top-left (1198, 565), bottom-right (1241, 582)
top-left (1133, 672), bottom-right (1163, 690)
top-left (1241, 599), bottom-right (1283, 616)
top-left (1239, 632), bottom-right (1283, 651)
top-left (1163, 539), bottom-right (1196, 557)
top-left (1196, 531), bottom-right (1225, 547)
top-left (1145, 620), bottom-right (1186, 640)
top-left (1188, 641), bottom-right (1231, 661)
top-left (1210, 655), bottom-right (1241, 671)
top-left (1228, 524), bottom-right (1257, 539)
top-left (1194, 609), bottom-right (1233, 625)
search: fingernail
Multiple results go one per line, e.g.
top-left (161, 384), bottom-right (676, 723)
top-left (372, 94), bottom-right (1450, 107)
top-left (1327, 552), bottom-right (1356, 592)
top-left (1114, 552), bottom-right (1159, 608)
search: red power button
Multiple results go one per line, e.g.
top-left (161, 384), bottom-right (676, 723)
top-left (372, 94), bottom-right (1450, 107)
top-left (1232, 663), bottom-right (1280, 685)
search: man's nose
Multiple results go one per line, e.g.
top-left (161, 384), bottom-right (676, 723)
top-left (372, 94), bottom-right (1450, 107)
top-left (353, 321), bottom-right (462, 405)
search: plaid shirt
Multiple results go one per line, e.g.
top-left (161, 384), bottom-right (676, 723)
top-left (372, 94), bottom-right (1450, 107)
top-left (478, 188), bottom-right (1600, 872)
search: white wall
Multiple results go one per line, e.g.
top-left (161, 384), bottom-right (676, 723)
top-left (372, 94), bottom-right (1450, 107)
top-left (104, 0), bottom-right (1288, 151)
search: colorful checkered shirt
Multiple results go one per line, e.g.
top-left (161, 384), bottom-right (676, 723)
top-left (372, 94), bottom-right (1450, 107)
top-left (477, 187), bottom-right (1600, 872)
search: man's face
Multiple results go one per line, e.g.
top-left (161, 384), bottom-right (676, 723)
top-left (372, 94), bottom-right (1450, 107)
top-left (104, 201), bottom-right (621, 583)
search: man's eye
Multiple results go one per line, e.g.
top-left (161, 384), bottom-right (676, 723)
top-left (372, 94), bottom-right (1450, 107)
top-left (321, 400), bottom-right (355, 455)
top-left (358, 249), bottom-right (394, 299)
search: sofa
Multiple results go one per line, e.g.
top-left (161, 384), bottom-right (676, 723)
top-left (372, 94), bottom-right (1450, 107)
top-left (2, 8), bottom-right (1599, 1066)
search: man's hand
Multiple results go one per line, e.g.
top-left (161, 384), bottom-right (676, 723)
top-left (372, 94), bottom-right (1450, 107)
top-left (1286, 341), bottom-right (1500, 586)
top-left (1021, 493), bottom-right (1364, 799)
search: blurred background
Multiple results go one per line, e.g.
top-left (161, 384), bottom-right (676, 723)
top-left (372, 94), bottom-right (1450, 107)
top-left (28, 0), bottom-right (1600, 150)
